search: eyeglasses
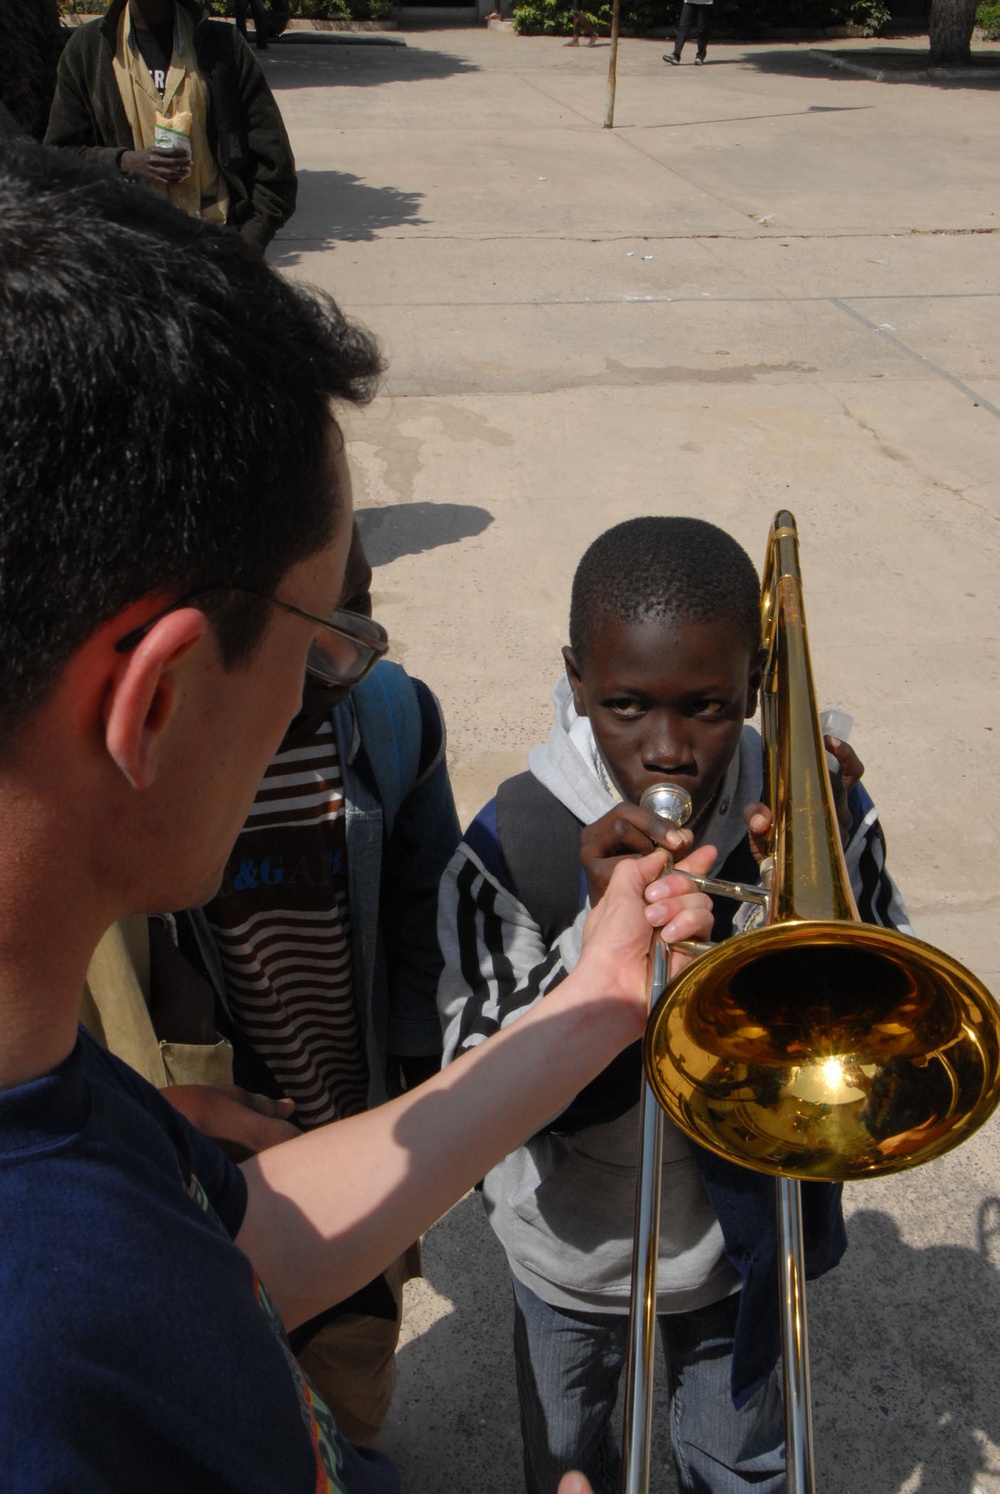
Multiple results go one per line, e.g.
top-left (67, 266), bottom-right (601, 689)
top-left (115, 588), bottom-right (390, 690)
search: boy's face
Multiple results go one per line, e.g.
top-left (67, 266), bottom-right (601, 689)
top-left (564, 612), bottom-right (761, 825)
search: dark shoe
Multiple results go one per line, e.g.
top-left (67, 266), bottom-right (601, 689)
top-left (664, 52), bottom-right (681, 63)
top-left (694, 53), bottom-right (705, 63)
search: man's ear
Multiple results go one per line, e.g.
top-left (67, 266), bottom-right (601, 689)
top-left (562, 645), bottom-right (588, 719)
top-left (745, 647), bottom-right (766, 718)
top-left (104, 609), bottom-right (208, 790)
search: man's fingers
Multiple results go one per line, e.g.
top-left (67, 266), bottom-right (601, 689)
top-left (644, 845), bottom-right (716, 946)
top-left (558, 1477), bottom-right (594, 1494)
top-left (644, 843), bottom-right (716, 906)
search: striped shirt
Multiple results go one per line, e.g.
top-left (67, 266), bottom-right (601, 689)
top-left (206, 707), bottom-right (368, 1127)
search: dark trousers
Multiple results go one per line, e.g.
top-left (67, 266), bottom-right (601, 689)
top-left (674, 1), bottom-right (711, 57)
top-left (233, 0), bottom-right (270, 45)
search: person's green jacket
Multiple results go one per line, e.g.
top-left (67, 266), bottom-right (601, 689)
top-left (44, 0), bottom-right (295, 251)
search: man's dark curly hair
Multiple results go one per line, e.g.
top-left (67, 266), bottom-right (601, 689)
top-left (568, 516), bottom-right (761, 660)
top-left (0, 143), bottom-right (384, 737)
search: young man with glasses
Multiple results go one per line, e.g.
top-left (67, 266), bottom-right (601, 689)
top-left (0, 143), bottom-right (714, 1494)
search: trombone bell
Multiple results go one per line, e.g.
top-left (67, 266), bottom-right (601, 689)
top-left (645, 918), bottom-right (1000, 1180)
top-left (642, 509), bottom-right (1000, 1181)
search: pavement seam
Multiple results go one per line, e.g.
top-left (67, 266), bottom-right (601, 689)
top-left (277, 228), bottom-right (1000, 242)
top-left (832, 298), bottom-right (1000, 420)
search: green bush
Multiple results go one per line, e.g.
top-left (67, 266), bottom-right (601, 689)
top-left (510, 0), bottom-right (664, 33)
top-left (976, 0), bottom-right (1000, 36)
top-left (510, 0), bottom-right (573, 33)
top-left (841, 0), bottom-right (891, 31)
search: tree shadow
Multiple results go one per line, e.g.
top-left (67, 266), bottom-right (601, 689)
top-left (354, 501), bottom-right (493, 566)
top-left (268, 170), bottom-right (426, 262)
top-left (742, 44), bottom-right (1000, 87)
top-left (261, 37), bottom-right (479, 88)
top-left (810, 1205), bottom-right (1000, 1491)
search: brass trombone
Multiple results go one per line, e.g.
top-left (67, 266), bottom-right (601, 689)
top-left (621, 511), bottom-right (1000, 1494)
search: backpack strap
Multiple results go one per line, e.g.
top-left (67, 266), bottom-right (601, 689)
top-left (494, 772), bottom-right (643, 1133)
top-left (495, 772), bottom-right (586, 947)
top-left (348, 660), bottom-right (424, 837)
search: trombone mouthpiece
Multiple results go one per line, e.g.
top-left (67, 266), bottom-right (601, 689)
top-left (640, 783), bottom-right (693, 829)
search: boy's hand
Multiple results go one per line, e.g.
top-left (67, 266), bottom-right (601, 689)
top-left (163, 1084), bottom-right (299, 1162)
top-left (580, 803), bottom-right (694, 907)
top-left (744, 735), bottom-right (865, 858)
top-left (825, 734), bottom-right (863, 839)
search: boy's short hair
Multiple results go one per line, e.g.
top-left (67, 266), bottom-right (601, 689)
top-left (0, 144), bottom-right (384, 738)
top-left (568, 516), bottom-right (761, 660)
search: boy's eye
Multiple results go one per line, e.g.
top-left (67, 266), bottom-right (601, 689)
top-left (691, 699), bottom-right (727, 719)
top-left (605, 698), bottom-right (645, 719)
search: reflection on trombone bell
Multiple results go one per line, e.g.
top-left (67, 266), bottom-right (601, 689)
top-left (648, 926), bottom-right (998, 1181)
top-left (623, 512), bottom-right (1000, 1494)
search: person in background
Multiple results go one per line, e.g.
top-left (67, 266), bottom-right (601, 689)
top-left (665, 0), bottom-right (712, 64)
top-left (233, 0), bottom-right (273, 51)
top-left (188, 525), bottom-right (459, 1442)
top-left (45, 0), bottom-right (295, 251)
top-left (565, 1), bottom-right (598, 46)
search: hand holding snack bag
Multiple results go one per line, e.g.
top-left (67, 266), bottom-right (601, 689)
top-left (154, 110), bottom-right (193, 160)
top-left (120, 113), bottom-right (192, 185)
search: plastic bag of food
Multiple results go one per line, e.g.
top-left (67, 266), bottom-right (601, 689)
top-left (154, 109), bottom-right (193, 157)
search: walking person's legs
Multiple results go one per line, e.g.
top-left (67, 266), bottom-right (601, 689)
top-left (666, 3), bottom-right (695, 62)
top-left (567, 2), bottom-right (598, 45)
top-left (252, 0), bottom-right (271, 49)
top-left (693, 2), bottom-right (710, 61)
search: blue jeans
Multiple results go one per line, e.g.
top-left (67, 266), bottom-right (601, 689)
top-left (512, 1278), bottom-right (786, 1494)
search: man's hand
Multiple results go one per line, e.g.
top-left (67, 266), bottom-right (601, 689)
top-left (162, 1084), bottom-right (299, 1162)
top-left (580, 844), bottom-right (717, 1024)
top-left (236, 847), bottom-right (716, 1332)
top-left (558, 1475), bottom-right (595, 1494)
top-left (119, 146), bottom-right (192, 184)
top-left (580, 802), bottom-right (694, 907)
top-left (744, 734), bottom-right (865, 857)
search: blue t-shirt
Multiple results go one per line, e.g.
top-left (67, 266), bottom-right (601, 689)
top-left (0, 1028), bottom-right (398, 1493)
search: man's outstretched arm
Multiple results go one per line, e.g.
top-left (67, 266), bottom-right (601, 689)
top-left (236, 844), bottom-right (716, 1330)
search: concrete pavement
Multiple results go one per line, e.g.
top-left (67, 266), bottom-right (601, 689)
top-left (263, 32), bottom-right (1000, 1493)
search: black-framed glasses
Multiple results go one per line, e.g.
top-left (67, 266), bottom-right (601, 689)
top-left (115, 588), bottom-right (389, 690)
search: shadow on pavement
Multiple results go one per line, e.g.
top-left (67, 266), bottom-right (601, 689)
top-left (262, 40), bottom-right (479, 87)
top-left (743, 44), bottom-right (1000, 86)
top-left (389, 1199), bottom-right (1000, 1494)
top-left (811, 1206), bottom-right (1000, 1492)
top-left (355, 502), bottom-right (493, 565)
top-left (269, 170), bottom-right (425, 261)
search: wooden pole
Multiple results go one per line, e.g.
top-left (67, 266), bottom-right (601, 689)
top-left (603, 0), bottom-right (621, 128)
